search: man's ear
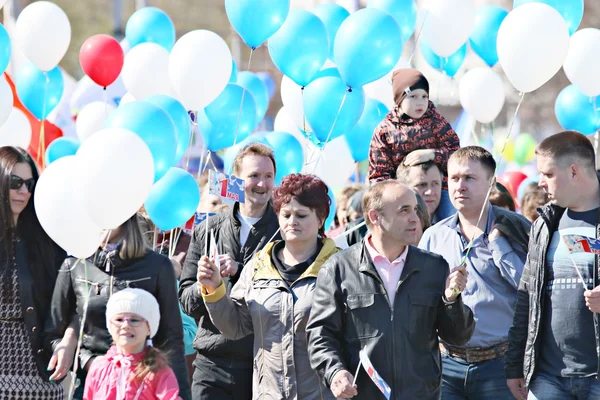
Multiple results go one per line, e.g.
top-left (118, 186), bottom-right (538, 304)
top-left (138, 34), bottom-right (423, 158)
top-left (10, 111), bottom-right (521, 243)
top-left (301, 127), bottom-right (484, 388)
top-left (368, 209), bottom-right (379, 227)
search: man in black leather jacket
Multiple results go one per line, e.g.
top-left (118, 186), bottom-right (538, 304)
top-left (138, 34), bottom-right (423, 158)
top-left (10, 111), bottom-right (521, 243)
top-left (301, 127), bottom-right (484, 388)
top-left (179, 143), bottom-right (281, 400)
top-left (506, 131), bottom-right (600, 400)
top-left (307, 180), bottom-right (474, 399)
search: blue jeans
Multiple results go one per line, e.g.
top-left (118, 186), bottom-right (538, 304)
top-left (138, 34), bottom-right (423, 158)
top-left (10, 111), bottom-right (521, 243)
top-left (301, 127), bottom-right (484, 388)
top-left (435, 190), bottom-right (456, 222)
top-left (441, 354), bottom-right (513, 400)
top-left (528, 372), bottom-right (600, 400)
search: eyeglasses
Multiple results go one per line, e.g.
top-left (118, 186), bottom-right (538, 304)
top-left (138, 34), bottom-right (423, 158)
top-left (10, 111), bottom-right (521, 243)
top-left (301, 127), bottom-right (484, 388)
top-left (110, 316), bottom-right (146, 328)
top-left (10, 175), bottom-right (35, 192)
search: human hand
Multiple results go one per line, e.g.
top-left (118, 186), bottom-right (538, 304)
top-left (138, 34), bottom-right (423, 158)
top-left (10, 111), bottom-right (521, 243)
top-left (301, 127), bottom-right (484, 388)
top-left (197, 256), bottom-right (222, 295)
top-left (47, 334), bottom-right (77, 381)
top-left (507, 378), bottom-right (528, 400)
top-left (584, 285), bottom-right (600, 313)
top-left (330, 370), bottom-right (358, 398)
top-left (445, 265), bottom-right (468, 302)
top-left (219, 254), bottom-right (239, 278)
top-left (404, 149), bottom-right (436, 166)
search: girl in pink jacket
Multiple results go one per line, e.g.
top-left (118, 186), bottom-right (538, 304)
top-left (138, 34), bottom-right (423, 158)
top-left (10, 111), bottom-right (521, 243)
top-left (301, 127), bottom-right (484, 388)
top-left (83, 288), bottom-right (181, 400)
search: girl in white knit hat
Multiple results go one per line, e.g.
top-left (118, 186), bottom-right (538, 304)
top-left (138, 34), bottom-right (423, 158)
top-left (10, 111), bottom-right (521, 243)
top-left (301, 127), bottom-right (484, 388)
top-left (83, 288), bottom-right (181, 400)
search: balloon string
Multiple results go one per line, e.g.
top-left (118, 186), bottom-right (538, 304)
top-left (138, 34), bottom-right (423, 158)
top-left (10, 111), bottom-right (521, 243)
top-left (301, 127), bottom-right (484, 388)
top-left (300, 87), bottom-right (317, 167)
top-left (168, 229), bottom-right (174, 258)
top-left (593, 96), bottom-right (599, 163)
top-left (459, 92), bottom-right (526, 267)
top-left (67, 259), bottom-right (91, 400)
top-left (228, 49), bottom-right (255, 177)
top-left (310, 90), bottom-right (349, 175)
top-left (103, 87), bottom-right (109, 120)
top-left (184, 119), bottom-right (196, 172)
top-left (152, 226), bottom-right (158, 251)
top-left (408, 10), bottom-right (429, 65)
top-left (38, 72), bottom-right (50, 169)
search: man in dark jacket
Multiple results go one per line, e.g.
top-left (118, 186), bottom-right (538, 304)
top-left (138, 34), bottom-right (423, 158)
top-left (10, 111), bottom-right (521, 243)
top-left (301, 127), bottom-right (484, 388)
top-left (506, 131), bottom-right (600, 400)
top-left (419, 146), bottom-right (530, 400)
top-left (307, 180), bottom-right (474, 399)
top-left (179, 143), bottom-right (281, 400)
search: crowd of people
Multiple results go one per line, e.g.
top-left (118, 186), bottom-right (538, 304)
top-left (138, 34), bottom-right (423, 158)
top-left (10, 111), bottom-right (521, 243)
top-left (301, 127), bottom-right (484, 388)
top-left (0, 68), bottom-right (598, 400)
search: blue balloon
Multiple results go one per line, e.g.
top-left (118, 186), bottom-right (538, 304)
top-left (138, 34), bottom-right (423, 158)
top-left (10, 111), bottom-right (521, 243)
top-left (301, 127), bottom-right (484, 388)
top-left (513, 0), bottom-right (583, 35)
top-left (325, 187), bottom-right (336, 231)
top-left (198, 84), bottom-right (258, 152)
top-left (0, 24), bottom-right (11, 75)
top-left (264, 131), bottom-right (304, 184)
top-left (222, 134), bottom-right (272, 174)
top-left (303, 76), bottom-right (365, 144)
top-left (313, 67), bottom-right (341, 80)
top-left (237, 71), bottom-right (270, 122)
top-left (268, 10), bottom-right (329, 87)
top-left (367, 0), bottom-right (418, 43)
top-left (255, 72), bottom-right (276, 99)
top-left (469, 5), bottom-right (508, 66)
top-left (45, 137), bottom-right (80, 165)
top-left (313, 3), bottom-right (350, 59)
top-left (334, 8), bottom-right (403, 88)
top-left (125, 7), bottom-right (176, 50)
top-left (420, 41), bottom-right (467, 78)
top-left (225, 0), bottom-right (291, 49)
top-left (143, 95), bottom-right (191, 164)
top-left (555, 85), bottom-right (599, 135)
top-left (106, 101), bottom-right (177, 182)
top-left (230, 59), bottom-right (238, 83)
top-left (345, 99), bottom-right (389, 163)
top-left (144, 168), bottom-right (201, 231)
top-left (15, 62), bottom-right (64, 120)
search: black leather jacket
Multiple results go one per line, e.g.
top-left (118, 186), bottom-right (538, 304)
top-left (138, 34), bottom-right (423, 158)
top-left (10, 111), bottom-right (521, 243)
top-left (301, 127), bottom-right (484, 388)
top-left (307, 242), bottom-right (475, 399)
top-left (44, 248), bottom-right (191, 400)
top-left (179, 202), bottom-right (280, 365)
top-left (505, 204), bottom-right (600, 385)
top-left (11, 240), bottom-right (65, 381)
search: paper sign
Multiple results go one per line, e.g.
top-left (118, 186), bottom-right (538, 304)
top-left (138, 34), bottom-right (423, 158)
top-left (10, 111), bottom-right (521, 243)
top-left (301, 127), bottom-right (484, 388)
top-left (359, 349), bottom-right (391, 400)
top-left (208, 170), bottom-right (245, 203)
top-left (562, 234), bottom-right (600, 255)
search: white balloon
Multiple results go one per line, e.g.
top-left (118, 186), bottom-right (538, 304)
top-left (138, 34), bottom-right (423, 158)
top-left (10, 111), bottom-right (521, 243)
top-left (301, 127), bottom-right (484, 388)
top-left (459, 68), bottom-right (505, 124)
top-left (302, 136), bottom-right (355, 188)
top-left (0, 76), bottom-right (13, 127)
top-left (0, 0), bottom-right (7, 9)
top-left (74, 128), bottom-right (155, 229)
top-left (169, 30), bottom-right (232, 111)
top-left (122, 43), bottom-right (177, 100)
top-left (564, 28), bottom-right (600, 98)
top-left (280, 75), bottom-right (311, 131)
top-left (34, 156), bottom-right (102, 259)
top-left (0, 107), bottom-right (32, 148)
top-left (75, 101), bottom-right (117, 143)
top-left (274, 107), bottom-right (309, 154)
top-left (15, 1), bottom-right (71, 71)
top-left (70, 75), bottom-right (126, 112)
top-left (422, 0), bottom-right (475, 57)
top-left (497, 3), bottom-right (569, 94)
top-left (119, 92), bottom-right (136, 107)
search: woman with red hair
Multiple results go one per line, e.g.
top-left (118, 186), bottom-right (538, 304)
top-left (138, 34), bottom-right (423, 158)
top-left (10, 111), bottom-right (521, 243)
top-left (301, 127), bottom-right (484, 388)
top-left (196, 173), bottom-right (338, 399)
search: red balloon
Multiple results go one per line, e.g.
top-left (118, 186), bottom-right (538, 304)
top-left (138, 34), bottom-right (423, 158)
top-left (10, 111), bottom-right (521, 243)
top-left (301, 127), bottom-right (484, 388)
top-left (79, 34), bottom-right (124, 88)
top-left (497, 171), bottom-right (528, 200)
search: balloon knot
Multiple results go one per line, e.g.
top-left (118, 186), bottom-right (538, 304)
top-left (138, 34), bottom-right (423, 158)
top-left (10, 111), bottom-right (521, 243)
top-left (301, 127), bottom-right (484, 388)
top-left (348, 88), bottom-right (353, 93)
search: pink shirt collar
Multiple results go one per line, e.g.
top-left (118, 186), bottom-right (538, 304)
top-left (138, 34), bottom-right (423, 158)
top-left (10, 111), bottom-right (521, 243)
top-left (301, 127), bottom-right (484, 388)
top-left (364, 234), bottom-right (409, 265)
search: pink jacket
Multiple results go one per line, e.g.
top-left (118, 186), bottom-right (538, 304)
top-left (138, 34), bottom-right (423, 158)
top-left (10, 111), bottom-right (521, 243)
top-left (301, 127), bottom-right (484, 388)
top-left (83, 346), bottom-right (181, 400)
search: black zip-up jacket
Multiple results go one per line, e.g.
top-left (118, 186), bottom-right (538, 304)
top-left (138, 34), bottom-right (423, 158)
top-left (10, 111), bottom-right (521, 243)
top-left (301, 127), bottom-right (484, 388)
top-left (44, 248), bottom-right (191, 400)
top-left (179, 202), bottom-right (281, 364)
top-left (505, 203), bottom-right (600, 385)
top-left (10, 240), bottom-right (65, 381)
top-left (307, 242), bottom-right (475, 399)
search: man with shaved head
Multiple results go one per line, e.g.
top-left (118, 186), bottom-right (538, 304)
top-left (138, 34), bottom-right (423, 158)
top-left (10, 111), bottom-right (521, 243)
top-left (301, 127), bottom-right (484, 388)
top-left (307, 180), bottom-right (474, 399)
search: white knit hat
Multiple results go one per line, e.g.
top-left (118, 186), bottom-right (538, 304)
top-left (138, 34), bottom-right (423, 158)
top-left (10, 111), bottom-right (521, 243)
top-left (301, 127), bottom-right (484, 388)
top-left (106, 288), bottom-right (160, 338)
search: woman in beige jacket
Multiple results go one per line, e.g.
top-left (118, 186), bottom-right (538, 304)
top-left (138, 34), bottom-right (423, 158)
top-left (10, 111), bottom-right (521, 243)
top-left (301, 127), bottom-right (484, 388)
top-left (198, 173), bottom-right (338, 400)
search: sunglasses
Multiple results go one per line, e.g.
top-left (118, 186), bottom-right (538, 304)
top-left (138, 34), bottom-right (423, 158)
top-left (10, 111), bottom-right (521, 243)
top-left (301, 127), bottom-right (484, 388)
top-left (10, 175), bottom-right (35, 192)
top-left (110, 316), bottom-right (146, 328)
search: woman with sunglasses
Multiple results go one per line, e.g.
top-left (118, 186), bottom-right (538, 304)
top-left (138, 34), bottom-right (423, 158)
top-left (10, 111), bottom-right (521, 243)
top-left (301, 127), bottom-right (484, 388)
top-left (45, 213), bottom-right (191, 400)
top-left (0, 146), bottom-right (67, 399)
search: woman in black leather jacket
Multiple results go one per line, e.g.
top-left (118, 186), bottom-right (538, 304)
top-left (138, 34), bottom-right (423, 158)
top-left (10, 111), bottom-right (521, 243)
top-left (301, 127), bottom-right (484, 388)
top-left (44, 213), bottom-right (191, 400)
top-left (0, 146), bottom-right (66, 399)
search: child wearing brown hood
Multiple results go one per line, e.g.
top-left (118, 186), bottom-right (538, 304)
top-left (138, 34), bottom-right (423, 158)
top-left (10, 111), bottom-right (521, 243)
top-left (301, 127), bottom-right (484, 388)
top-left (368, 68), bottom-right (460, 220)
